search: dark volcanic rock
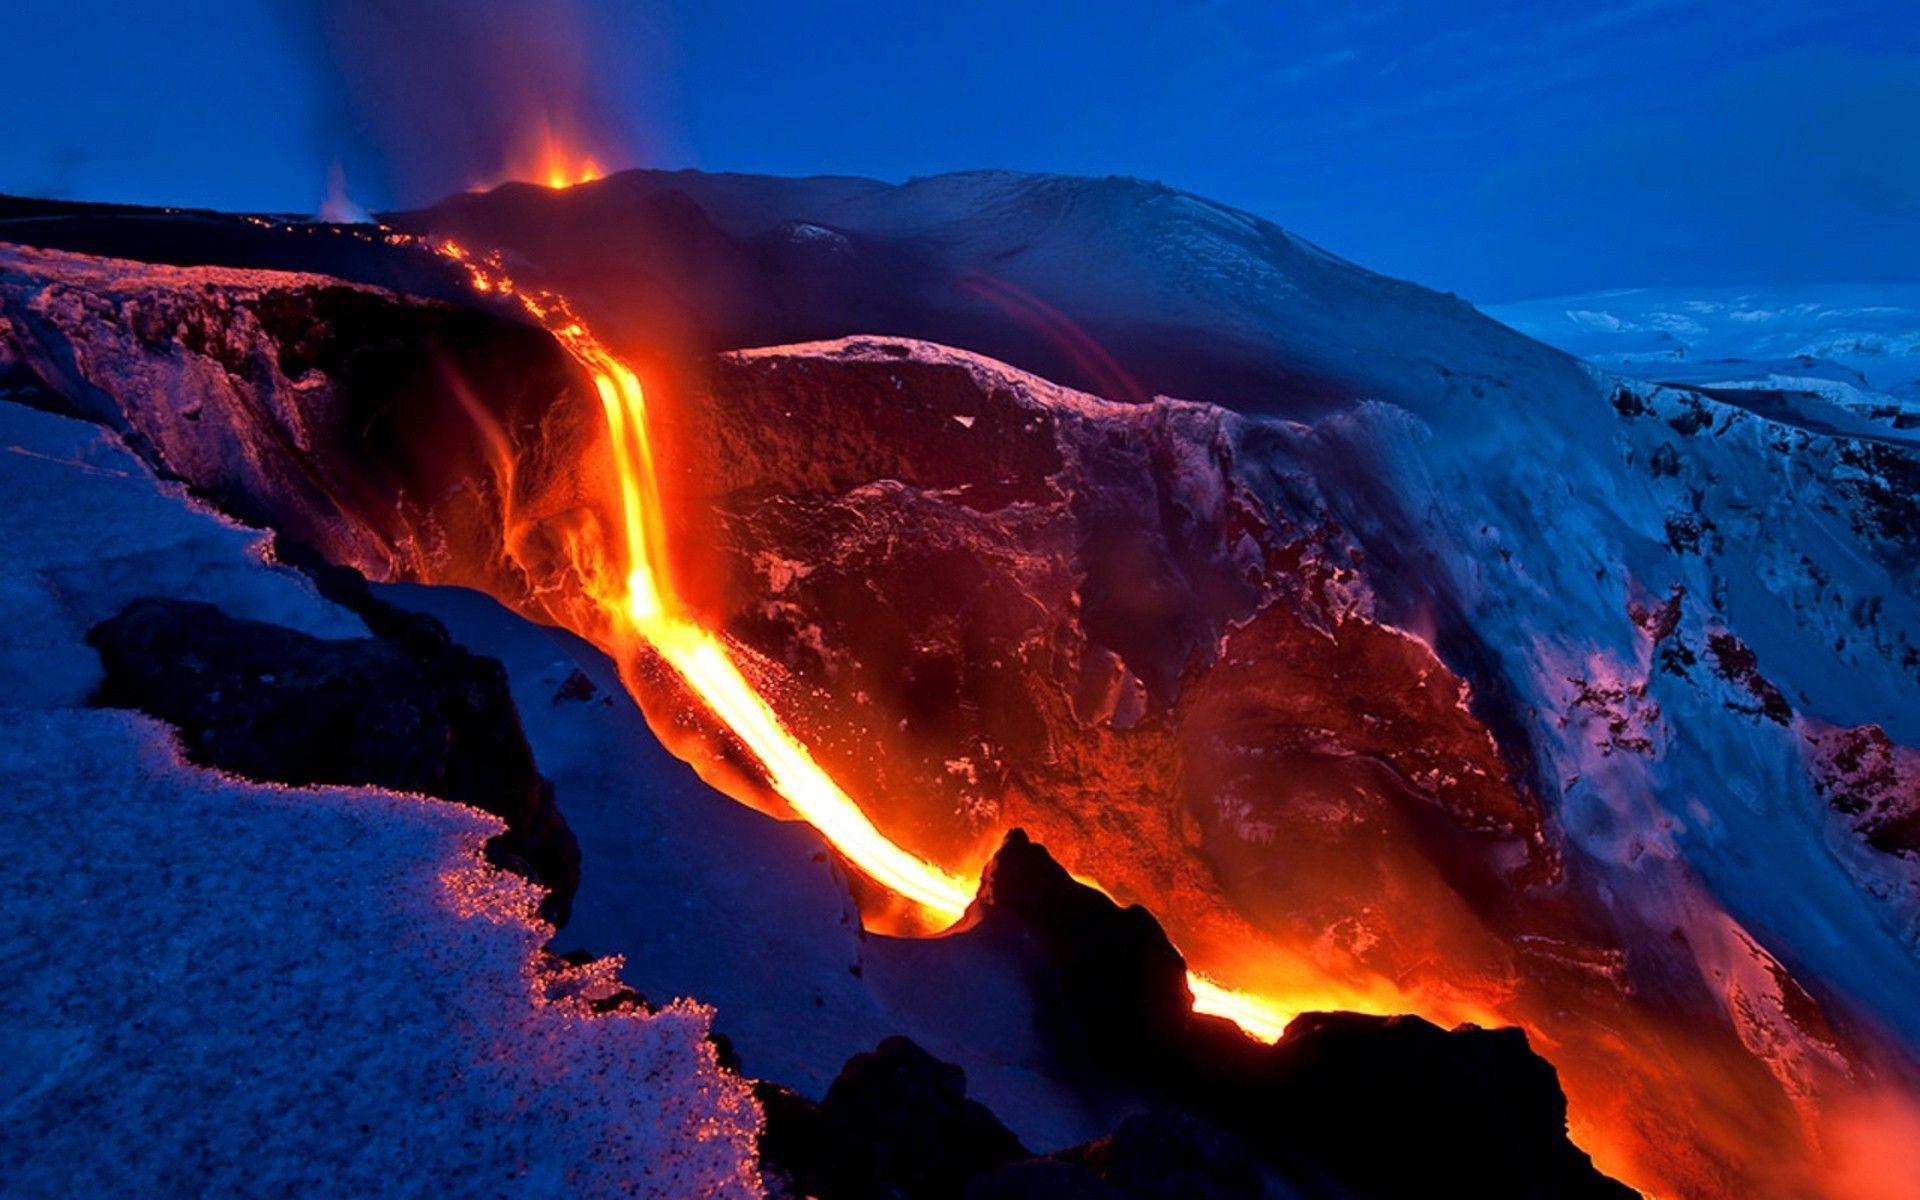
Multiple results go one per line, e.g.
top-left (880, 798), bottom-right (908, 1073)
top-left (963, 1160), bottom-right (1122, 1199)
top-left (762, 829), bottom-right (1637, 1199)
top-left (967, 829), bottom-right (1227, 1076)
top-left (965, 830), bottom-right (1635, 1200)
top-left (1056, 1111), bottom-right (1268, 1200)
top-left (87, 595), bottom-right (579, 922)
top-left (1254, 1013), bottom-right (1628, 1200)
top-left (757, 1036), bottom-right (1027, 1200)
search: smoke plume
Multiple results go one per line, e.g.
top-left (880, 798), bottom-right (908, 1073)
top-left (285, 0), bottom-right (639, 207)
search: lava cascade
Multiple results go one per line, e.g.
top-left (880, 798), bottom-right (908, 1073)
top-left (437, 240), bottom-right (1300, 1041)
top-left (405, 236), bottom-right (1920, 1200)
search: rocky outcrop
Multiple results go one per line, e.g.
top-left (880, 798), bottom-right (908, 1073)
top-left (1802, 720), bottom-right (1920, 952)
top-left (88, 595), bottom-right (579, 922)
top-left (1807, 723), bottom-right (1920, 859)
top-left (763, 831), bottom-right (1633, 1200)
top-left (967, 830), bottom-right (1636, 1200)
top-left (756, 1037), bottom-right (1027, 1200)
top-left (757, 1043), bottom-right (1281, 1200)
top-left (966, 830), bottom-right (1210, 1075)
top-left (0, 242), bottom-right (601, 618)
top-left (660, 338), bottom-right (1549, 998)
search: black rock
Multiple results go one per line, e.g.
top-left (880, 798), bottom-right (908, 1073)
top-left (965, 830), bottom-right (1638, 1200)
top-left (1061, 1111), bottom-right (1268, 1200)
top-left (964, 1160), bottom-right (1122, 1200)
top-left (757, 1036), bottom-right (1027, 1200)
top-left (1250, 1010), bottom-right (1643, 1199)
top-left (87, 595), bottom-right (579, 923)
top-left (553, 668), bottom-right (598, 703)
top-left (967, 828), bottom-right (1205, 1075)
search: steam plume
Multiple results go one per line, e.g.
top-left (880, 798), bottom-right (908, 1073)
top-left (285, 0), bottom-right (637, 206)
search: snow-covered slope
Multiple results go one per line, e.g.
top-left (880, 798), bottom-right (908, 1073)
top-left (0, 402), bottom-right (761, 1198)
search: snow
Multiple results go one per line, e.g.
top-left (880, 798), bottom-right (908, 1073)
top-left (1486, 285), bottom-right (1920, 395)
top-left (1315, 368), bottom-right (1920, 1049)
top-left (780, 221), bottom-right (849, 247)
top-left (9, 202), bottom-right (1920, 1192)
top-left (0, 402), bottom-right (762, 1198)
top-left (376, 580), bottom-right (1135, 1152)
top-left (731, 335), bottom-right (1137, 422)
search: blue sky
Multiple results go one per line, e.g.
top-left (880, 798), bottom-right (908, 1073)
top-left (4, 0), bottom-right (1916, 300)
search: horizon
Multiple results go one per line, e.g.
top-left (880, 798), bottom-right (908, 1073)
top-left (14, 163), bottom-right (1919, 303)
top-left (5, 0), bottom-right (1918, 302)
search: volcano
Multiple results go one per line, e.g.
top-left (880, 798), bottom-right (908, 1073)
top-left (2, 170), bottom-right (1918, 1200)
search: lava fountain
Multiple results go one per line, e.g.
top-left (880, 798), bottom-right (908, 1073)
top-left (497, 116), bottom-right (607, 191)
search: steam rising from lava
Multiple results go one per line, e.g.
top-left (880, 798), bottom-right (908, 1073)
top-left (287, 0), bottom-right (641, 202)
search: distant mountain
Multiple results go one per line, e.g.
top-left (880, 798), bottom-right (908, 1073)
top-left (1485, 285), bottom-right (1920, 400)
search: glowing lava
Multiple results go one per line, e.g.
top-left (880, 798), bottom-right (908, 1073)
top-left (436, 239), bottom-right (1299, 1043)
top-left (485, 118), bottom-right (608, 191)
top-left (536, 150), bottom-right (604, 190)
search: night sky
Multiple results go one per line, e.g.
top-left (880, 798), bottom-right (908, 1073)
top-left (5, 0), bottom-right (1916, 300)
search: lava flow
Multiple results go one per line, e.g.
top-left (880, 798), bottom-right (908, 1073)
top-left (437, 240), bottom-right (1298, 1043)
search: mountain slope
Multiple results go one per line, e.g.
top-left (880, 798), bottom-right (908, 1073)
top-left (398, 168), bottom-right (1592, 423)
top-left (6, 168), bottom-right (1920, 1196)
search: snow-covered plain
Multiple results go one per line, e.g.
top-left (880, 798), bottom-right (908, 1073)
top-left (0, 403), bottom-right (761, 1198)
top-left (1485, 285), bottom-right (1920, 399)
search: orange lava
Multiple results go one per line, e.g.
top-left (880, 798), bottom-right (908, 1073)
top-left (483, 118), bottom-right (608, 191)
top-left (435, 239), bottom-right (1304, 1043)
top-left (433, 240), bottom-right (1919, 1200)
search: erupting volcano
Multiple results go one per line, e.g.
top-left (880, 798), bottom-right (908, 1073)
top-left (3, 7), bottom-right (1918, 1198)
top-left (498, 125), bottom-right (609, 192)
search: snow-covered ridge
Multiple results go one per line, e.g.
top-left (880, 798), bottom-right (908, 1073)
top-left (411, 167), bottom-right (1595, 425)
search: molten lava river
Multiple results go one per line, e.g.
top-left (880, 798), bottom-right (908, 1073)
top-left (423, 241), bottom-right (1918, 1200)
top-left (442, 241), bottom-right (1290, 1039)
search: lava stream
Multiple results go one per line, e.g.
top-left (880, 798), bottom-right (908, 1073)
top-left (439, 240), bottom-right (1297, 1043)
